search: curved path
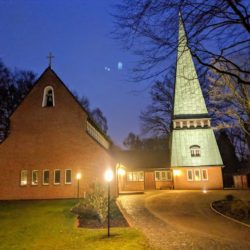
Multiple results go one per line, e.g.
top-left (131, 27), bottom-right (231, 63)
top-left (118, 190), bottom-right (250, 250)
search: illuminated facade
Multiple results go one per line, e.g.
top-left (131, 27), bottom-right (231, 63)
top-left (170, 14), bottom-right (223, 189)
top-left (0, 67), bottom-right (114, 200)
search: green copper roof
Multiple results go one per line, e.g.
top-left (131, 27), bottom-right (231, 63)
top-left (171, 128), bottom-right (223, 167)
top-left (174, 14), bottom-right (208, 116)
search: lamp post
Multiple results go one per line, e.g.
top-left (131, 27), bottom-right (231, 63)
top-left (104, 169), bottom-right (113, 237)
top-left (76, 173), bottom-right (81, 199)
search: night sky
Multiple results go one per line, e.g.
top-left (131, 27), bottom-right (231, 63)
top-left (0, 0), bottom-right (151, 147)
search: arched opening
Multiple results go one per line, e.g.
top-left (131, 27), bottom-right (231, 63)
top-left (42, 86), bottom-right (55, 107)
top-left (190, 145), bottom-right (201, 157)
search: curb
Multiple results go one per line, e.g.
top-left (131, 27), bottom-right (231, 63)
top-left (116, 199), bottom-right (133, 228)
top-left (210, 201), bottom-right (250, 228)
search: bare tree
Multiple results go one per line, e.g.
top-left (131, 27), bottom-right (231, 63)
top-left (140, 76), bottom-right (173, 136)
top-left (208, 66), bottom-right (249, 160)
top-left (91, 108), bottom-right (108, 134)
top-left (0, 61), bottom-right (36, 142)
top-left (113, 0), bottom-right (250, 84)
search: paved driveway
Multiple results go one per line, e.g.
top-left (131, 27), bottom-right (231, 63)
top-left (118, 190), bottom-right (250, 250)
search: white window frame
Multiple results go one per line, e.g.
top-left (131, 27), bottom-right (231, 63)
top-left (43, 170), bottom-right (50, 185)
top-left (54, 169), bottom-right (61, 185)
top-left (32, 170), bottom-right (38, 186)
top-left (42, 86), bottom-right (55, 107)
top-left (194, 169), bottom-right (201, 181)
top-left (20, 170), bottom-right (28, 186)
top-left (65, 169), bottom-right (72, 184)
top-left (127, 171), bottom-right (144, 182)
top-left (155, 171), bottom-right (172, 181)
top-left (190, 145), bottom-right (201, 157)
top-left (201, 169), bottom-right (208, 181)
top-left (187, 169), bottom-right (193, 181)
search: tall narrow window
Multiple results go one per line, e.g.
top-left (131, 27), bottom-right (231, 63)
top-left (194, 169), bottom-right (201, 181)
top-left (190, 145), bottom-right (201, 157)
top-left (43, 170), bottom-right (49, 185)
top-left (42, 86), bottom-right (55, 107)
top-left (187, 169), bottom-right (193, 181)
top-left (32, 170), bottom-right (38, 185)
top-left (54, 170), bottom-right (61, 185)
top-left (20, 170), bottom-right (28, 186)
top-left (65, 169), bottom-right (72, 184)
top-left (202, 169), bottom-right (208, 181)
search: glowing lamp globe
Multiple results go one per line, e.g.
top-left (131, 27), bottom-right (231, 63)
top-left (104, 169), bottom-right (113, 182)
top-left (76, 173), bottom-right (81, 180)
top-left (117, 168), bottom-right (125, 176)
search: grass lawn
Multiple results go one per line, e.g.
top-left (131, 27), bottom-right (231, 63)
top-left (0, 199), bottom-right (151, 250)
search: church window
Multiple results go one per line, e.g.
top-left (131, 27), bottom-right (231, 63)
top-left (42, 86), bottom-right (55, 107)
top-left (194, 169), bottom-right (201, 181)
top-left (187, 170), bottom-right (193, 181)
top-left (190, 145), bottom-right (201, 157)
top-left (65, 169), bottom-right (72, 184)
top-left (86, 121), bottom-right (109, 149)
top-left (127, 171), bottom-right (144, 181)
top-left (202, 169), bottom-right (208, 180)
top-left (155, 171), bottom-right (172, 181)
top-left (32, 170), bottom-right (38, 185)
top-left (20, 170), bottom-right (28, 186)
top-left (54, 170), bottom-right (61, 185)
top-left (43, 170), bottom-right (50, 185)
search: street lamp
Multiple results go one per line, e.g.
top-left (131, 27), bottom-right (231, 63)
top-left (76, 173), bottom-right (81, 199)
top-left (104, 169), bottom-right (113, 237)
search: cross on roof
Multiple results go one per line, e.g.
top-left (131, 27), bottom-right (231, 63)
top-left (47, 52), bottom-right (54, 68)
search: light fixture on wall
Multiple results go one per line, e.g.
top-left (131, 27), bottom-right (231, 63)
top-left (76, 173), bottom-right (81, 199)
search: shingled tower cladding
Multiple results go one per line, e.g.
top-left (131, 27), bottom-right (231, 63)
top-left (171, 14), bottom-right (223, 190)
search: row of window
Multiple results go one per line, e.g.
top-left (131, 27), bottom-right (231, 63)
top-left (127, 171), bottom-right (172, 182)
top-left (20, 169), bottom-right (72, 186)
top-left (187, 169), bottom-right (208, 181)
top-left (86, 121), bottom-right (109, 149)
top-left (173, 119), bottom-right (210, 129)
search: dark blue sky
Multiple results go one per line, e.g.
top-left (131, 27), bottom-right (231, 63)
top-left (0, 0), bottom-right (151, 147)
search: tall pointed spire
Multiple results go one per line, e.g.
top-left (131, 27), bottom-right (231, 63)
top-left (174, 13), bottom-right (208, 117)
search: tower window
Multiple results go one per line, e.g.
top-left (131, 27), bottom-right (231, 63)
top-left (42, 86), bottom-right (55, 107)
top-left (190, 145), bottom-right (201, 157)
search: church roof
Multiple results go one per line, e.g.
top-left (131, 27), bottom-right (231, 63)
top-left (114, 150), bottom-right (170, 170)
top-left (173, 14), bottom-right (208, 118)
top-left (171, 129), bottom-right (223, 167)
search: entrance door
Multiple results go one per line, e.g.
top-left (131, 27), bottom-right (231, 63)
top-left (144, 171), bottom-right (155, 190)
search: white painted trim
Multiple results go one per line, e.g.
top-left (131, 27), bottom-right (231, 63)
top-left (43, 169), bottom-right (50, 185)
top-left (65, 169), bottom-right (72, 184)
top-left (187, 169), bottom-right (193, 181)
top-left (54, 169), bottom-right (61, 185)
top-left (42, 86), bottom-right (55, 107)
top-left (194, 169), bottom-right (201, 181)
top-left (201, 169), bottom-right (208, 181)
top-left (31, 170), bottom-right (38, 186)
top-left (20, 170), bottom-right (28, 186)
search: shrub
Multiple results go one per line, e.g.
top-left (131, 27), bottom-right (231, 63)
top-left (230, 200), bottom-right (249, 220)
top-left (225, 194), bottom-right (234, 202)
top-left (74, 183), bottom-right (109, 224)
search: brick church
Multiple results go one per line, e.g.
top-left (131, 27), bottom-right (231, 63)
top-left (0, 66), bottom-right (115, 200)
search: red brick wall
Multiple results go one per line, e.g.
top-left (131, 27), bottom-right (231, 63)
top-left (0, 68), bottom-right (115, 200)
top-left (173, 166), bottom-right (223, 190)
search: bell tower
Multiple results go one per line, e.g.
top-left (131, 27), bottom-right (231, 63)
top-left (171, 14), bottom-right (223, 190)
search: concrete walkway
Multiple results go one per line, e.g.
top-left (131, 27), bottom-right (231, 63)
top-left (118, 190), bottom-right (250, 250)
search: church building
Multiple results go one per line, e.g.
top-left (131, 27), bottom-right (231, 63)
top-left (0, 66), bottom-right (115, 200)
top-left (170, 14), bottom-right (223, 190)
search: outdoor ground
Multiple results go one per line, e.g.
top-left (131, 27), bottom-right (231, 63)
top-left (118, 190), bottom-right (250, 250)
top-left (0, 199), bottom-right (151, 250)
